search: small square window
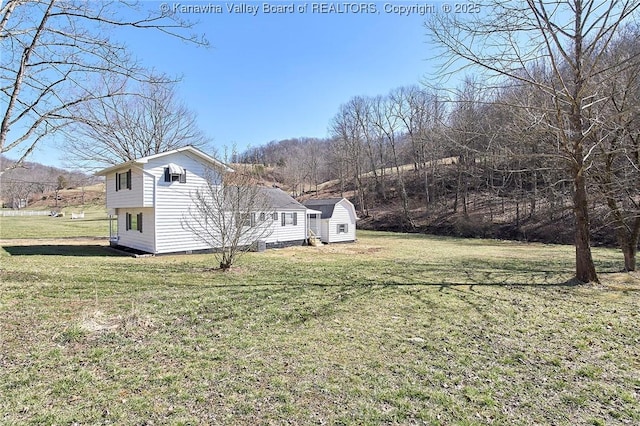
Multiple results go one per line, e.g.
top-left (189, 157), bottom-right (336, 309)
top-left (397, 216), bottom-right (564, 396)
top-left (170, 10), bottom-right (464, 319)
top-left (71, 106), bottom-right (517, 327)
top-left (164, 165), bottom-right (186, 183)
top-left (116, 170), bottom-right (132, 191)
top-left (126, 212), bottom-right (143, 232)
top-left (236, 213), bottom-right (252, 228)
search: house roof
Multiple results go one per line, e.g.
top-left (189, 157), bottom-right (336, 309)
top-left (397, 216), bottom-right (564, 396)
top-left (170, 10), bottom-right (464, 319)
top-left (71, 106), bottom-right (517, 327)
top-left (95, 146), bottom-right (233, 176)
top-left (259, 187), bottom-right (306, 210)
top-left (219, 187), bottom-right (306, 212)
top-left (303, 198), bottom-right (344, 219)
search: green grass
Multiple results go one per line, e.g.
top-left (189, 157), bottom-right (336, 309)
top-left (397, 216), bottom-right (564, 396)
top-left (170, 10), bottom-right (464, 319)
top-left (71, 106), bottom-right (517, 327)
top-left (0, 206), bottom-right (109, 238)
top-left (1, 229), bottom-right (639, 425)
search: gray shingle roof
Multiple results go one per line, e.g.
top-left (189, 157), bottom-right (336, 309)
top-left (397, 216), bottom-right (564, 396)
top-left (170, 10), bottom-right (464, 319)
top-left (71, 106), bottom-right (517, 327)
top-left (259, 187), bottom-right (306, 210)
top-left (303, 198), bottom-right (343, 219)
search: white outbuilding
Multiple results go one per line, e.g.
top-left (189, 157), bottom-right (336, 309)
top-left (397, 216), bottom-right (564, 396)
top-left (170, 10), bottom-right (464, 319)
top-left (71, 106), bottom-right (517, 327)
top-left (303, 198), bottom-right (357, 244)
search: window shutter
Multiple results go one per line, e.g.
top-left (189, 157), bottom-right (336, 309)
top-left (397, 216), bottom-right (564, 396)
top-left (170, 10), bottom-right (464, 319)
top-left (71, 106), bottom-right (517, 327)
top-left (272, 212), bottom-right (278, 221)
top-left (164, 167), bottom-right (170, 182)
top-left (115, 173), bottom-right (120, 192)
top-left (126, 169), bottom-right (132, 190)
top-left (293, 212), bottom-right (297, 226)
top-left (126, 213), bottom-right (131, 231)
top-left (137, 213), bottom-right (143, 232)
top-left (251, 213), bottom-right (256, 227)
top-left (180, 169), bottom-right (187, 183)
top-left (281, 212), bottom-right (285, 226)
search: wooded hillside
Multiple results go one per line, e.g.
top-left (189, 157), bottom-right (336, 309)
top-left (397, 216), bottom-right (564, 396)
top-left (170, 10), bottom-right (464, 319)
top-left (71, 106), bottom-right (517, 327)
top-left (0, 156), bottom-right (101, 209)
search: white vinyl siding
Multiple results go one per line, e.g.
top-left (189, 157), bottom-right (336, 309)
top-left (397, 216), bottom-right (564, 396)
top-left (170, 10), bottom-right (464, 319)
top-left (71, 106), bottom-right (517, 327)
top-left (150, 152), bottom-right (223, 254)
top-left (326, 201), bottom-right (356, 243)
top-left (116, 207), bottom-right (155, 253)
top-left (105, 167), bottom-right (151, 209)
top-left (143, 170), bottom-right (155, 207)
top-left (265, 209), bottom-right (306, 245)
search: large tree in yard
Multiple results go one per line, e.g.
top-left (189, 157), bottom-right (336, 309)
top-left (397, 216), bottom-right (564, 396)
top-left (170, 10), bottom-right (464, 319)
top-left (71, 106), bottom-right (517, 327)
top-left (0, 0), bottom-right (206, 174)
top-left (427, 0), bottom-right (640, 283)
top-left (64, 79), bottom-right (210, 169)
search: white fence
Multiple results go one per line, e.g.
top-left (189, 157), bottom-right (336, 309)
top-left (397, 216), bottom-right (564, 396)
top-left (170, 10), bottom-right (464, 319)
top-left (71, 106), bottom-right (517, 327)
top-left (1, 210), bottom-right (52, 217)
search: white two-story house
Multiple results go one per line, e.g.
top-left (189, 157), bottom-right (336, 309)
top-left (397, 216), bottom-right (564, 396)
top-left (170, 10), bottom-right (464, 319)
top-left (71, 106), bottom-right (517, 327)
top-left (96, 146), bottom-right (311, 255)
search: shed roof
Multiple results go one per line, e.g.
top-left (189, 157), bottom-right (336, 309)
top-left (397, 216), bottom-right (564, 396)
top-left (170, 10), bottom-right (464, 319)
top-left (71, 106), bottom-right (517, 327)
top-left (303, 198), bottom-right (344, 219)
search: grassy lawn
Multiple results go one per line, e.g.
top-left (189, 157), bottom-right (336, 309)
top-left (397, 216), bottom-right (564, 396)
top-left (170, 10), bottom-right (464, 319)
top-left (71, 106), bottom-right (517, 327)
top-left (0, 206), bottom-right (109, 239)
top-left (1, 230), bottom-right (639, 425)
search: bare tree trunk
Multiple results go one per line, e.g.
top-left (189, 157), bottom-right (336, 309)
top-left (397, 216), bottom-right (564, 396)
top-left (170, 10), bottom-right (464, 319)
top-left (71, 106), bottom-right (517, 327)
top-left (619, 218), bottom-right (639, 272)
top-left (572, 169), bottom-right (598, 282)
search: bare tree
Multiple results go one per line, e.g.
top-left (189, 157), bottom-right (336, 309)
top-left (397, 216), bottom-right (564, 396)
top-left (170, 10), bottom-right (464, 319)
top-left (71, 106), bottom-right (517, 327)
top-left (398, 85), bottom-right (444, 206)
top-left (183, 166), bottom-right (276, 271)
top-left (301, 138), bottom-right (327, 196)
top-left (64, 79), bottom-right (210, 169)
top-left (427, 0), bottom-right (640, 283)
top-left (280, 143), bottom-right (309, 197)
top-left (1, 0), bottom-right (206, 174)
top-left (330, 101), bottom-right (368, 214)
top-left (374, 90), bottom-right (414, 228)
top-left (591, 25), bottom-right (640, 271)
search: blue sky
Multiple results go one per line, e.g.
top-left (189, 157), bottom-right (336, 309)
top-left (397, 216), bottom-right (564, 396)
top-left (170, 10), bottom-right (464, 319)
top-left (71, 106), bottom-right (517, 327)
top-left (31, 1), bottom-right (441, 168)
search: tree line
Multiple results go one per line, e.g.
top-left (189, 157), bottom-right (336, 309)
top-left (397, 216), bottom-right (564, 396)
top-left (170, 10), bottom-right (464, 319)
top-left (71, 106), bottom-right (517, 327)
top-left (241, 2), bottom-right (640, 280)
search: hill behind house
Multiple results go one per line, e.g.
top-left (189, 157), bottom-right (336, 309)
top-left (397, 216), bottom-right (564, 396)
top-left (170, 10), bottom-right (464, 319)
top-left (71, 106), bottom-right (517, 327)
top-left (2, 157), bottom-right (619, 248)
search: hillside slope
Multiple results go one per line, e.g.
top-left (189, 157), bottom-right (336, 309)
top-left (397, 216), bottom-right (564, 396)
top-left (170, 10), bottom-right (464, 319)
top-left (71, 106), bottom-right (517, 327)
top-left (302, 163), bottom-right (619, 248)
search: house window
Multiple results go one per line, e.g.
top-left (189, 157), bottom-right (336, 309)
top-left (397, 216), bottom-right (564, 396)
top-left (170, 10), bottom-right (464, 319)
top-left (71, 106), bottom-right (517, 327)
top-left (337, 223), bottom-right (348, 234)
top-left (126, 212), bottom-right (143, 232)
top-left (259, 212), bottom-right (266, 222)
top-left (272, 212), bottom-right (278, 221)
top-left (236, 213), bottom-right (252, 228)
top-left (281, 212), bottom-right (297, 226)
top-left (164, 164), bottom-right (186, 183)
top-left (115, 169), bottom-right (132, 191)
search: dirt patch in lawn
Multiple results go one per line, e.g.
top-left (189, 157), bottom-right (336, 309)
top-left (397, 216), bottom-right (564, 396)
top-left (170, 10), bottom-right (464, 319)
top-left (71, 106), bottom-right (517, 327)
top-left (0, 237), bottom-right (108, 246)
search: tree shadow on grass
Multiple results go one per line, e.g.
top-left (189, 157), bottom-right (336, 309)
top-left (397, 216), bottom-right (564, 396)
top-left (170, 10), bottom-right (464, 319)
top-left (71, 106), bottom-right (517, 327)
top-left (2, 244), bottom-right (123, 257)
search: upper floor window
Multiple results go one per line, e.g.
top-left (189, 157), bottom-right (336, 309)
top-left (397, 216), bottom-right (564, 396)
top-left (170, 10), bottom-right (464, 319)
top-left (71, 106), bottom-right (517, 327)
top-left (115, 169), bottom-right (132, 191)
top-left (164, 163), bottom-right (186, 183)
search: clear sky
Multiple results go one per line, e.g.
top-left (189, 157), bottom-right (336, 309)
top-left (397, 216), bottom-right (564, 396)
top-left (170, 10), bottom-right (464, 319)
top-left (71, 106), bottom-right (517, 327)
top-left (30, 1), bottom-right (444, 168)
